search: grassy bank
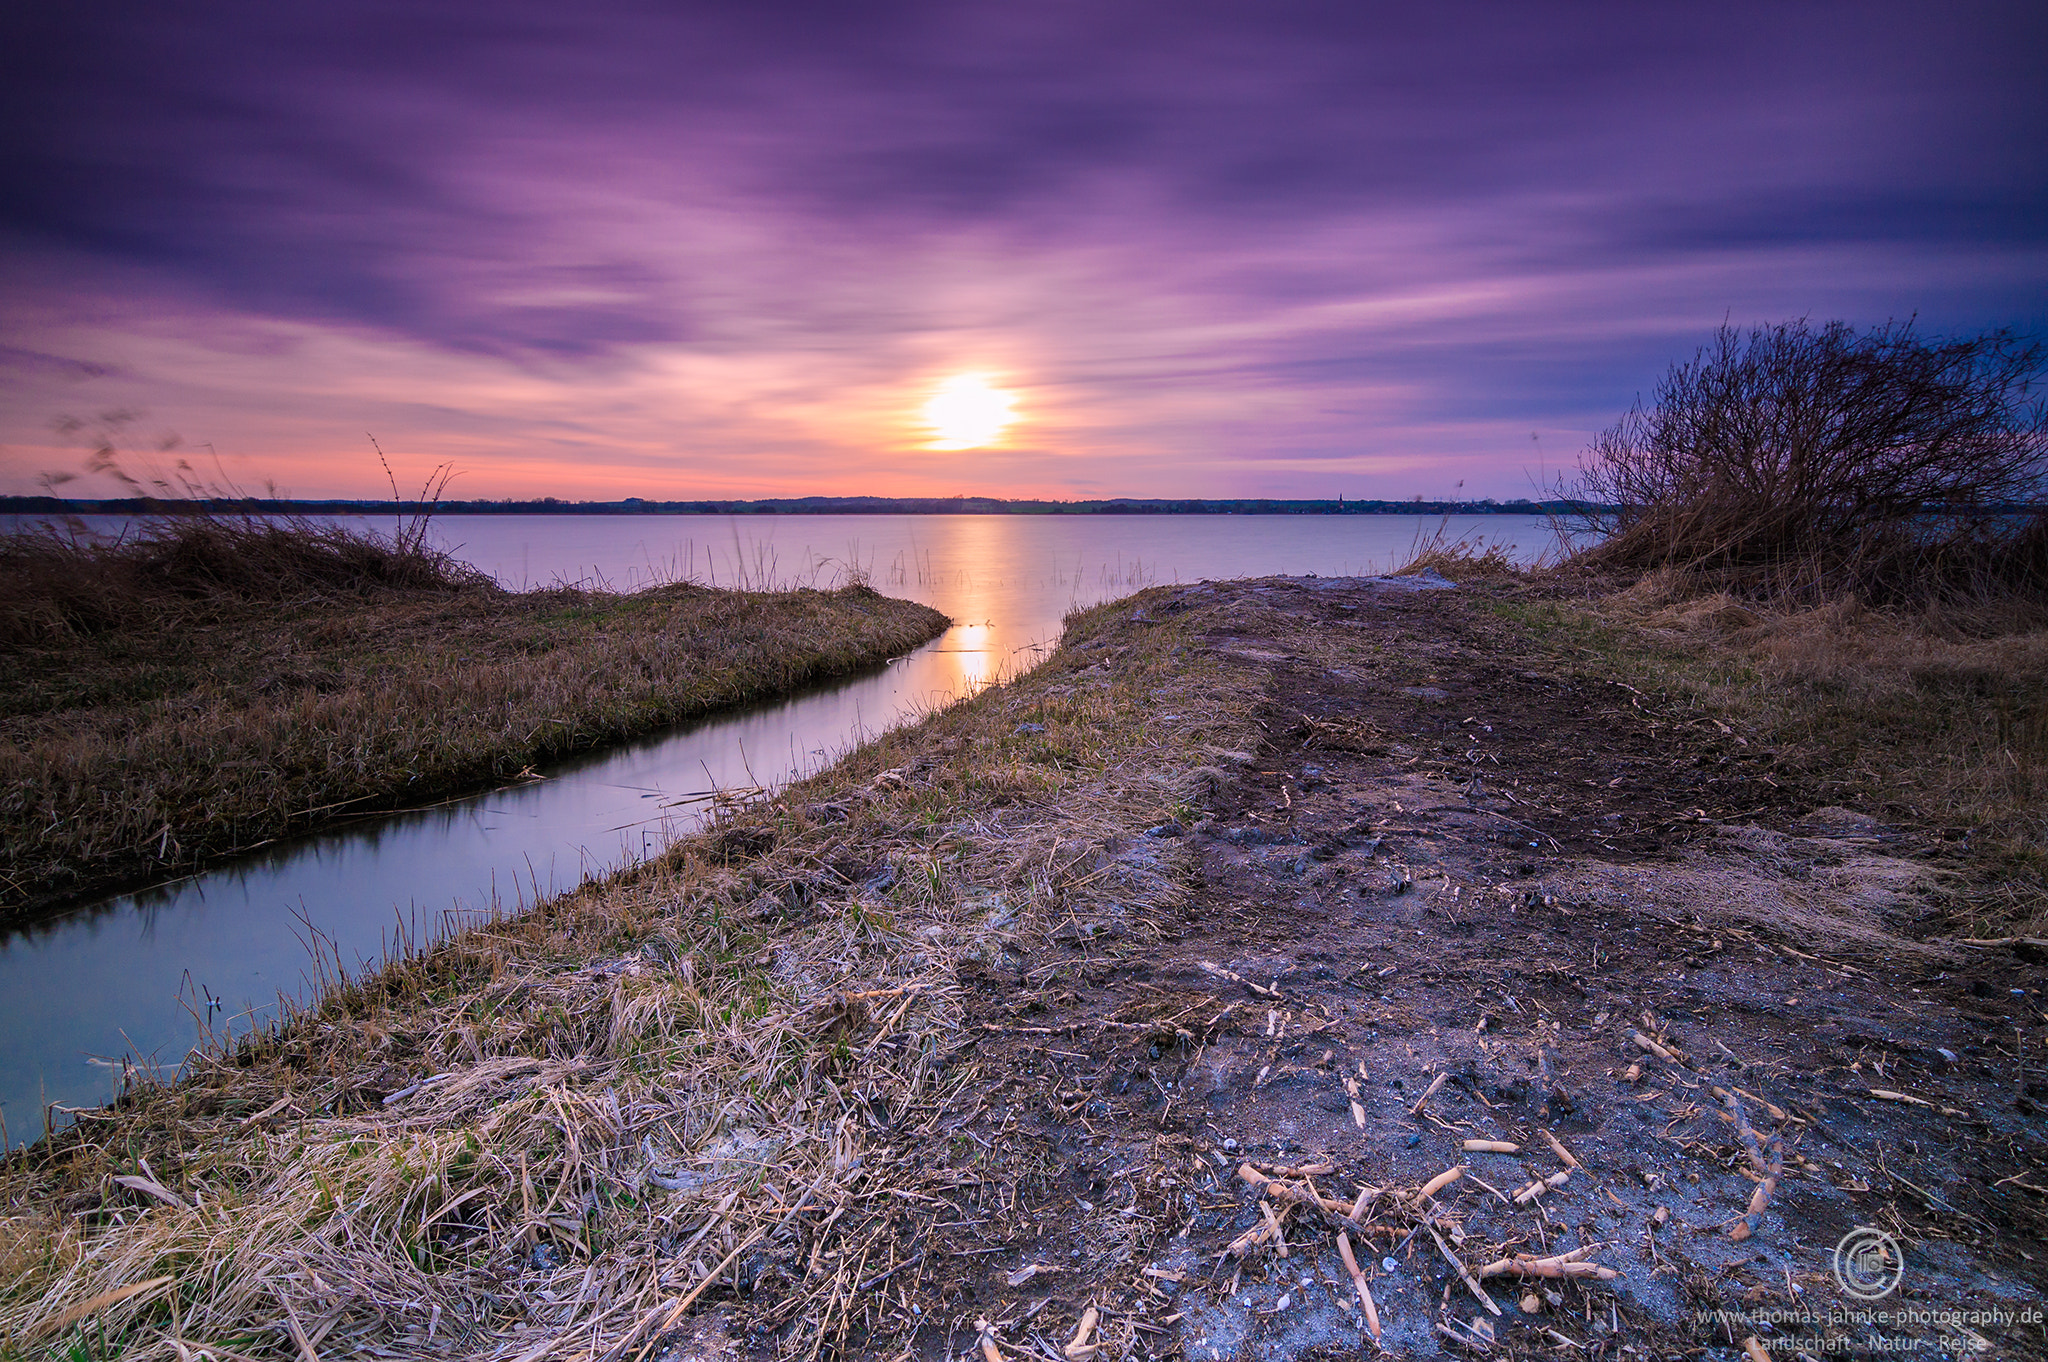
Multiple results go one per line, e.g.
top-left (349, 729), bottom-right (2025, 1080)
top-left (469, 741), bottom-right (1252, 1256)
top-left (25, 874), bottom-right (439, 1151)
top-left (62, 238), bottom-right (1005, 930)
top-left (0, 518), bottom-right (949, 916)
top-left (0, 576), bottom-right (1253, 1359)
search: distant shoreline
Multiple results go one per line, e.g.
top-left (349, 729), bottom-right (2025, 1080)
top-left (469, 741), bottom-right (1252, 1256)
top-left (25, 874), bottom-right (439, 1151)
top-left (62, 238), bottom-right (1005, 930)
top-left (3, 494), bottom-right (1604, 517)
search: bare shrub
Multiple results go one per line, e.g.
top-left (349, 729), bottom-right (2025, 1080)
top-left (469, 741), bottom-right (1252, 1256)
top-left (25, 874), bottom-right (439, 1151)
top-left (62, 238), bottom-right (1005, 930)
top-left (1573, 319), bottom-right (2048, 600)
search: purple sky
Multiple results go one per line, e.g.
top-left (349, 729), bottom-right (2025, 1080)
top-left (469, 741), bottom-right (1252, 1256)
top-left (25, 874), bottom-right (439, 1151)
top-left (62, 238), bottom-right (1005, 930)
top-left (3, 1), bottom-right (2043, 500)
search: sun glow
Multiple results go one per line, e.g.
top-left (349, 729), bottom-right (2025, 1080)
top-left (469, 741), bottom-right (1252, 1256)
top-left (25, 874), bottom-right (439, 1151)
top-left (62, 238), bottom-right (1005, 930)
top-left (921, 373), bottom-right (1017, 450)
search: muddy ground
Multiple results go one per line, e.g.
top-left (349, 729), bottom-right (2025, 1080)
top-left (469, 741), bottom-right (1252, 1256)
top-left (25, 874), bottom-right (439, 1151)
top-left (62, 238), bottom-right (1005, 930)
top-left (789, 577), bottom-right (2048, 1361)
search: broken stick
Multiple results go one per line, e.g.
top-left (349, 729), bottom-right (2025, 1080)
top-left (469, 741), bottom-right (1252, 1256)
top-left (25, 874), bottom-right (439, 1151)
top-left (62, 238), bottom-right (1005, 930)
top-left (1477, 1254), bottom-right (1620, 1282)
top-left (1718, 1087), bottom-right (1784, 1240)
top-left (1629, 1029), bottom-right (1682, 1064)
top-left (1513, 1170), bottom-right (1571, 1205)
top-left (1260, 1199), bottom-right (1290, 1257)
top-left (1416, 1165), bottom-right (1465, 1202)
top-left (1336, 1229), bottom-right (1383, 1341)
top-left (1540, 1129), bottom-right (1580, 1169)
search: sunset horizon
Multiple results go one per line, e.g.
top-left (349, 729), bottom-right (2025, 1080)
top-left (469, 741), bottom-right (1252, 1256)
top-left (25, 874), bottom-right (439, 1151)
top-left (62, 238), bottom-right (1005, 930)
top-left (4, 2), bottom-right (2043, 504)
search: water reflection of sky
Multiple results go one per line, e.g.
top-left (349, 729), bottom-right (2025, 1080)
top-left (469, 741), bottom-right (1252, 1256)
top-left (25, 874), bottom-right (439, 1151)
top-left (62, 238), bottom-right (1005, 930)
top-left (0, 513), bottom-right (1558, 1144)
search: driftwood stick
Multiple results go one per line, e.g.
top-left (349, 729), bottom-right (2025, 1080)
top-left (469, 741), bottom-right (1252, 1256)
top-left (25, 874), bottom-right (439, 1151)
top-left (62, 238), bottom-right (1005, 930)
top-left (1513, 1170), bottom-right (1571, 1205)
top-left (1476, 1258), bottom-right (1620, 1281)
top-left (1261, 1199), bottom-right (1290, 1257)
top-left (1238, 1164), bottom-right (1381, 1237)
top-left (1718, 1087), bottom-right (1784, 1240)
top-left (1629, 1029), bottom-right (1682, 1065)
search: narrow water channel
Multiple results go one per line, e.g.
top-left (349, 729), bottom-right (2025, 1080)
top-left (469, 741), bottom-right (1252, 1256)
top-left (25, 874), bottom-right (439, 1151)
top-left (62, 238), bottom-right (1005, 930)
top-left (0, 513), bottom-right (1559, 1145)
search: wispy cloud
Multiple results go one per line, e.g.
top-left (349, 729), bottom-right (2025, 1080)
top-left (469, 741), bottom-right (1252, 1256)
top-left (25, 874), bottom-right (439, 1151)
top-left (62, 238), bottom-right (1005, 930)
top-left (3, 0), bottom-right (2042, 498)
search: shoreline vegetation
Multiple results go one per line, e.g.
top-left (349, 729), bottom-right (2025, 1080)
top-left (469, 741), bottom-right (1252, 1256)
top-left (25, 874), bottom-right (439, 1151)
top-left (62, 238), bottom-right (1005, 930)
top-left (0, 515), bottom-right (949, 919)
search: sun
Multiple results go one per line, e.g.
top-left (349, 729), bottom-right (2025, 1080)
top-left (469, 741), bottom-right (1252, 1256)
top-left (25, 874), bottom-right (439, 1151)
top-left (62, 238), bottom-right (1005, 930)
top-left (922, 374), bottom-right (1017, 450)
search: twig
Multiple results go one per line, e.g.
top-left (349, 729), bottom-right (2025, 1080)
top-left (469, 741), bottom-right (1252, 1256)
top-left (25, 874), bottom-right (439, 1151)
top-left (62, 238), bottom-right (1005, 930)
top-left (1416, 1165), bottom-right (1465, 1202)
top-left (1540, 1129), bottom-right (1580, 1169)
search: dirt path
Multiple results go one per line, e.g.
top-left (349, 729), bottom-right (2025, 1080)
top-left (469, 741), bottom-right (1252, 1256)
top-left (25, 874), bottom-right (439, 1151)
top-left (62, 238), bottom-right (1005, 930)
top-left (890, 577), bottom-right (2048, 1360)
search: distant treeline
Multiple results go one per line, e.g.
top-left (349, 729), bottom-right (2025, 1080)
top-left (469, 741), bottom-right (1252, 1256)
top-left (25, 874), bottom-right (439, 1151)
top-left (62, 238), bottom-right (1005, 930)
top-left (2, 494), bottom-right (1610, 517)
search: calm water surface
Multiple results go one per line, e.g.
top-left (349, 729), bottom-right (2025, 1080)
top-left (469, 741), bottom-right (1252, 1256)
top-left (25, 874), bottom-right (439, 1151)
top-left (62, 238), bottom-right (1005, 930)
top-left (0, 513), bottom-right (1557, 1144)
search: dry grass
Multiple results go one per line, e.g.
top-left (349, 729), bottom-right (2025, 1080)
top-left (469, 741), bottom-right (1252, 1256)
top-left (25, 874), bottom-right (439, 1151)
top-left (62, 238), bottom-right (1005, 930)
top-left (0, 514), bottom-right (495, 648)
top-left (1392, 520), bottom-right (1530, 583)
top-left (7, 567), bottom-right (2036, 1358)
top-left (0, 584), bottom-right (1266, 1360)
top-left (1572, 509), bottom-right (2048, 609)
top-left (1498, 572), bottom-right (2048, 934)
top-left (0, 520), bottom-right (948, 914)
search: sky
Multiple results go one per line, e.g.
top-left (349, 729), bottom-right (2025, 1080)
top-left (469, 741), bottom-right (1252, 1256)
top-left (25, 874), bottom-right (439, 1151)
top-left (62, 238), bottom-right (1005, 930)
top-left (2, 1), bottom-right (2044, 502)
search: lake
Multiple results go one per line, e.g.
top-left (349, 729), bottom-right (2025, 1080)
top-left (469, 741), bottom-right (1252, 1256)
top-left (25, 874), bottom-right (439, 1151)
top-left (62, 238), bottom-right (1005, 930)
top-left (0, 512), bottom-right (1562, 1145)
